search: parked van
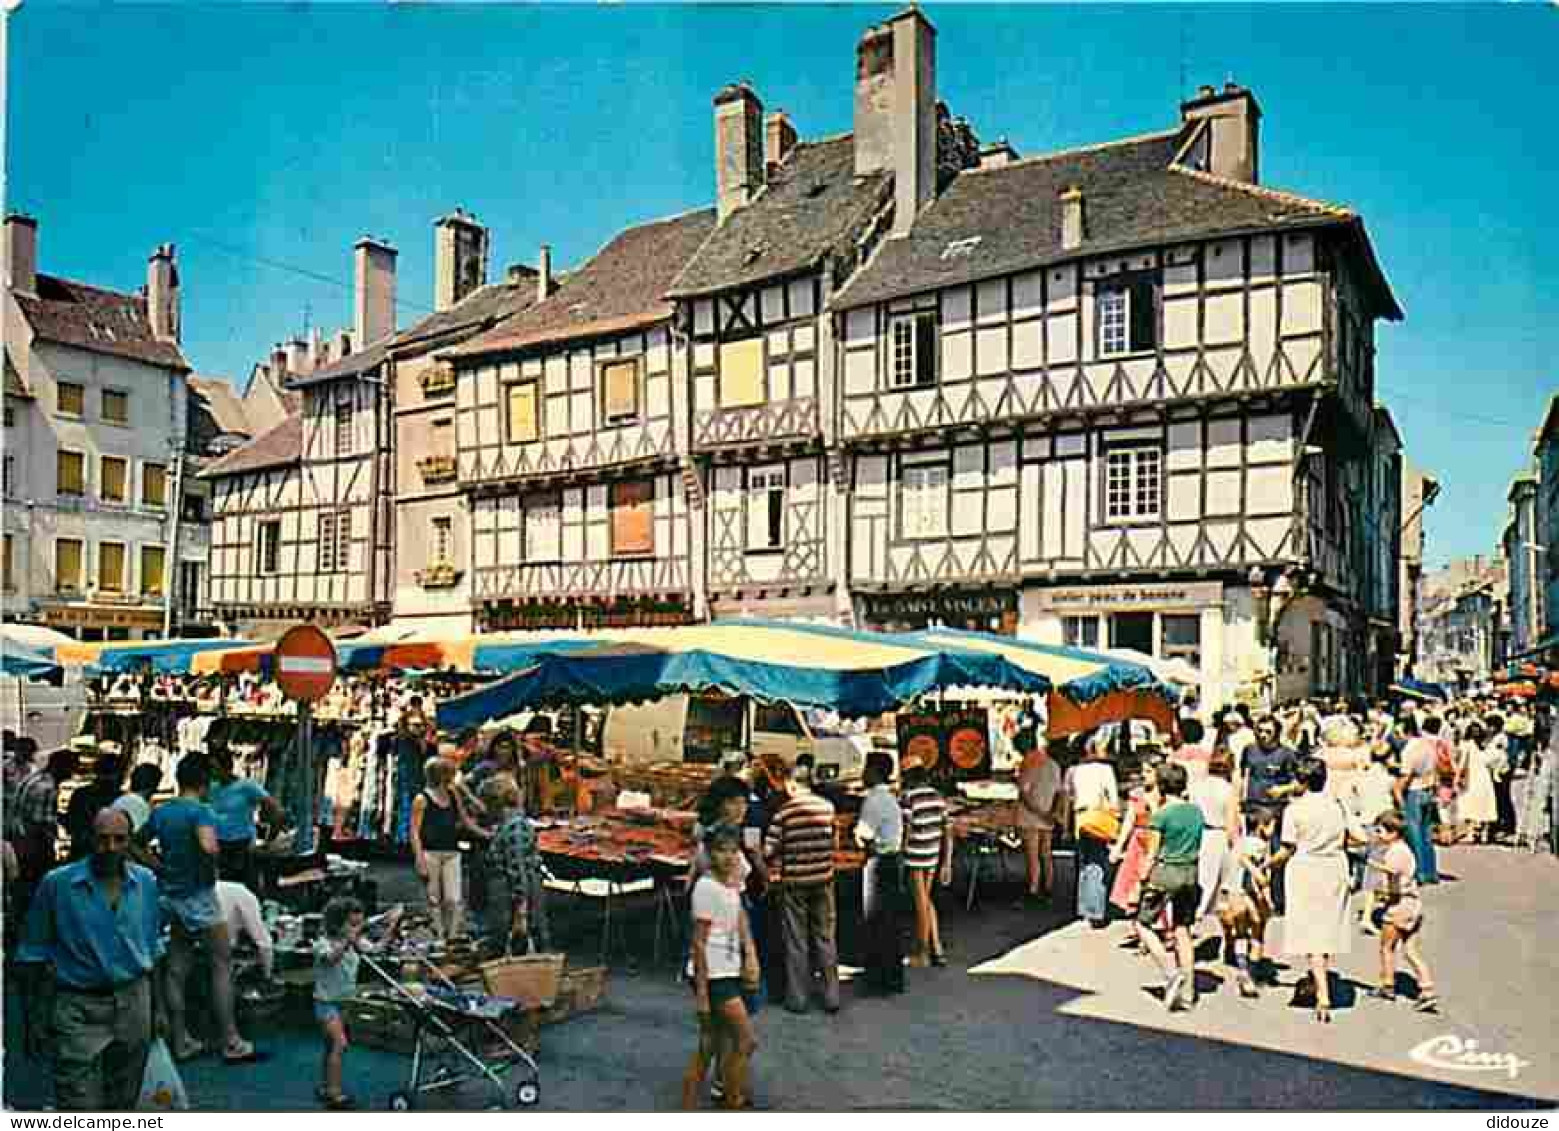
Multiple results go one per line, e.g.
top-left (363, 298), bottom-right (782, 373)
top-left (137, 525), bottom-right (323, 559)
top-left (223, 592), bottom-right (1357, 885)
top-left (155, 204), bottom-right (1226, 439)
top-left (601, 694), bottom-right (870, 776)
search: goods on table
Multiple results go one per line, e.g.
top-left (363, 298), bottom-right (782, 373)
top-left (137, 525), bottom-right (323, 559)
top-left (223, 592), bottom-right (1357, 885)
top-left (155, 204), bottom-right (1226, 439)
top-left (947, 799), bottom-right (1019, 840)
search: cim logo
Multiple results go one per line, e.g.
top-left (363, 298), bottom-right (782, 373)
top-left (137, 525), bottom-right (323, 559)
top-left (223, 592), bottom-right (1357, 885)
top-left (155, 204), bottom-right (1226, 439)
top-left (1410, 1035), bottom-right (1531, 1081)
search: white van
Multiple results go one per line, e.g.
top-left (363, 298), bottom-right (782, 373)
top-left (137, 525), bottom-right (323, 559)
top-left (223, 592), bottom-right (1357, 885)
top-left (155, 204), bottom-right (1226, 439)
top-left (601, 694), bottom-right (870, 777)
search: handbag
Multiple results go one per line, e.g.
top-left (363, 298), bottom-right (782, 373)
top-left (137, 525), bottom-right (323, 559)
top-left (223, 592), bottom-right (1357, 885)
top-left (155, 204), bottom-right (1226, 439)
top-left (1076, 806), bottom-right (1121, 843)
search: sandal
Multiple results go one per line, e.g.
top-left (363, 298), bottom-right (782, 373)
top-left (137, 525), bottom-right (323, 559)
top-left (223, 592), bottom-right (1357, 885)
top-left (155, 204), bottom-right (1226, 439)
top-left (1414, 994), bottom-right (1440, 1014)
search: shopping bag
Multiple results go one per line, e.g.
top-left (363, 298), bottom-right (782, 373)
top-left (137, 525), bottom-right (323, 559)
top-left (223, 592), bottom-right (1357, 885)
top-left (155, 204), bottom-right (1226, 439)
top-left (137, 1038), bottom-right (189, 1111)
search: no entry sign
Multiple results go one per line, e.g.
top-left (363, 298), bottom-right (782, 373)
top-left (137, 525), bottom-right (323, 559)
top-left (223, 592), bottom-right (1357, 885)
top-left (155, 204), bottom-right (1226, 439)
top-left (275, 624), bottom-right (338, 703)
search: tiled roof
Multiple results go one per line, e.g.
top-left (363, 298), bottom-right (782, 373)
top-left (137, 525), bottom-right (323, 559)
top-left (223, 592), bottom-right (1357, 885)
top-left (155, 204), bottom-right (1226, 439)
top-left (287, 338), bottom-right (390, 387)
top-left (197, 412), bottom-right (302, 479)
top-left (450, 208), bottom-right (717, 358)
top-left (188, 376), bottom-right (252, 437)
top-left (14, 273), bottom-right (191, 371)
top-left (833, 128), bottom-right (1401, 318)
top-left (667, 136), bottom-right (891, 299)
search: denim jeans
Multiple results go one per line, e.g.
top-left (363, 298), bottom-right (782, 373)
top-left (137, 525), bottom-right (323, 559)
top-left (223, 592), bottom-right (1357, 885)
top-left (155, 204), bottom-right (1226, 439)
top-left (1403, 789), bottom-right (1439, 884)
top-left (1076, 837), bottom-right (1112, 923)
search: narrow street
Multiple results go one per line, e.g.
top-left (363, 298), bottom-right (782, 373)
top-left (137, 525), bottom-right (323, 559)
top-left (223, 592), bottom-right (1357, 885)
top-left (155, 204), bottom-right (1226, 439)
top-left (5, 842), bottom-right (1552, 1111)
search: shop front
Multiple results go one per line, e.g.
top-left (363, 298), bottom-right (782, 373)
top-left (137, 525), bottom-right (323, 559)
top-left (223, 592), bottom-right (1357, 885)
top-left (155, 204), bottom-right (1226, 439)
top-left (476, 593), bottom-right (697, 633)
top-left (853, 587), bottom-right (1019, 635)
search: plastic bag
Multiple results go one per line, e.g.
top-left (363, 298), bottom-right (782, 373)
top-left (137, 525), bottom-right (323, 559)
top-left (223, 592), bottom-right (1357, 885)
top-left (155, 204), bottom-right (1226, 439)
top-left (137, 1038), bottom-right (189, 1111)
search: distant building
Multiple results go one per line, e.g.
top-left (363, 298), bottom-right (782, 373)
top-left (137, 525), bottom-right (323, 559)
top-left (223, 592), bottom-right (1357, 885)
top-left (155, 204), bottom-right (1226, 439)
top-left (2, 213), bottom-right (210, 640)
top-left (1536, 394), bottom-right (1559, 649)
top-left (1397, 460), bottom-right (1438, 676)
top-left (1419, 554), bottom-right (1508, 687)
top-left (1504, 473), bottom-right (1541, 657)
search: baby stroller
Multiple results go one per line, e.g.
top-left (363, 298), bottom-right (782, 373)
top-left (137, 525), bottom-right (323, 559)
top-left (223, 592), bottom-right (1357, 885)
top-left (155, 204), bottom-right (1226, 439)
top-left (357, 949), bottom-right (542, 1111)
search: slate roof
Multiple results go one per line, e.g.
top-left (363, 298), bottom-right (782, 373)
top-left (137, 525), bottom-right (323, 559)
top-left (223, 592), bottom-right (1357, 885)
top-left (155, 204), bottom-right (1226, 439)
top-left (667, 136), bottom-right (891, 299)
top-left (197, 412), bottom-right (302, 479)
top-left (449, 208), bottom-right (717, 358)
top-left (287, 338), bottom-right (390, 387)
top-left (14, 274), bottom-right (191, 371)
top-left (833, 127), bottom-right (1401, 319)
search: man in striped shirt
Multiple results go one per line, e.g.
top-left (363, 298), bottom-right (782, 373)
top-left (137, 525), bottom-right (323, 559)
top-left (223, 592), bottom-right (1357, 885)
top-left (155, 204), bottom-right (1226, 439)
top-left (761, 755), bottom-right (840, 1014)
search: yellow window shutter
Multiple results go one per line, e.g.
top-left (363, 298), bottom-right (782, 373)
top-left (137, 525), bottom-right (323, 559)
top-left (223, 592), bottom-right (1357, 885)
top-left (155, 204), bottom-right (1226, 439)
top-left (99, 542), bottom-right (125, 591)
top-left (718, 339), bottom-right (765, 408)
top-left (141, 546), bottom-right (165, 596)
top-left (57, 539), bottom-right (82, 589)
top-left (602, 360), bottom-right (639, 423)
top-left (507, 382), bottom-right (539, 443)
top-left (103, 458), bottom-right (126, 501)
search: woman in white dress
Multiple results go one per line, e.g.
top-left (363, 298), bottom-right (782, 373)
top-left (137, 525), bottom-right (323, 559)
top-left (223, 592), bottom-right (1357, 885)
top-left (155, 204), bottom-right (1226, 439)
top-left (1189, 749), bottom-right (1239, 924)
top-left (1454, 720), bottom-right (1498, 841)
top-left (1272, 755), bottom-right (1353, 1023)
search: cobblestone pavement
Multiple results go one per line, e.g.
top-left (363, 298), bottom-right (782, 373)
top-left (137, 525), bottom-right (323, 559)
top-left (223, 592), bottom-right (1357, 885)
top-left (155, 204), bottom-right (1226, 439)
top-left (5, 843), bottom-right (1553, 1110)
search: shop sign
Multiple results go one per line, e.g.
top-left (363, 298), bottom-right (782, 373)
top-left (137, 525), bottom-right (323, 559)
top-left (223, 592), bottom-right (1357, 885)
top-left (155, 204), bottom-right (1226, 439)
top-left (861, 589), bottom-right (1017, 625)
top-left (895, 706), bottom-right (991, 783)
top-left (42, 604), bottom-right (164, 629)
top-left (1030, 581), bottom-right (1224, 614)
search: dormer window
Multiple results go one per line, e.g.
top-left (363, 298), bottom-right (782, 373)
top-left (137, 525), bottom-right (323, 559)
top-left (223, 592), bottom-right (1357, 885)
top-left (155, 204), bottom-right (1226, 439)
top-left (890, 312), bottom-right (937, 389)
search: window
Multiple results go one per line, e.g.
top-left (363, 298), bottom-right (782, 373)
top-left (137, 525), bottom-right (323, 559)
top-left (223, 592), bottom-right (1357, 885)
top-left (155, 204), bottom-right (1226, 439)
top-left (1160, 613), bottom-right (1201, 668)
top-left (181, 493), bottom-right (206, 523)
top-left (180, 561), bottom-right (201, 620)
top-left (1062, 615), bottom-right (1101, 649)
top-left (718, 339), bottom-right (765, 408)
top-left (257, 521), bottom-right (281, 576)
top-left (101, 456), bottom-right (128, 503)
top-left (57, 381), bottom-right (84, 416)
top-left (890, 312), bottom-right (937, 389)
top-left (746, 466), bottom-right (786, 551)
top-left (609, 479), bottom-right (655, 556)
top-left (523, 492), bottom-right (562, 562)
top-left (754, 702), bottom-right (804, 737)
top-left (1104, 446), bottom-right (1162, 522)
top-left (431, 516), bottom-right (454, 566)
top-left (143, 463), bottom-right (167, 509)
top-left (506, 382), bottom-right (539, 444)
top-left (600, 359), bottom-right (640, 426)
top-left (98, 541), bottom-right (126, 592)
top-left (1109, 610), bottom-right (1154, 653)
top-left (4, 403), bottom-right (15, 427)
top-left (1097, 273), bottom-right (1157, 357)
top-left (2, 454), bottom-right (13, 495)
top-left (900, 460), bottom-right (949, 540)
top-left (318, 513), bottom-right (337, 573)
top-left (55, 538), bottom-right (83, 591)
top-left (101, 389), bottom-right (129, 425)
top-left (334, 394), bottom-right (353, 456)
top-left (57, 449), bottom-right (85, 496)
top-left (140, 545), bottom-right (166, 597)
top-left (2, 534), bottom-right (12, 591)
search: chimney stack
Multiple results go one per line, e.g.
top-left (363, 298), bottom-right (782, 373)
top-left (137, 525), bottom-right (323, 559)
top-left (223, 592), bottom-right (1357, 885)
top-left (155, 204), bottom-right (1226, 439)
top-left (147, 243), bottom-right (180, 343)
top-left (353, 237), bottom-right (398, 346)
top-left (536, 245), bottom-right (553, 304)
top-left (714, 81), bottom-right (764, 223)
top-left (271, 344), bottom-right (289, 378)
top-left (1060, 187), bottom-right (1086, 251)
top-left (336, 329), bottom-right (354, 360)
top-left (765, 110), bottom-right (798, 172)
top-left (433, 208), bottom-right (489, 312)
top-left (3, 213), bottom-right (37, 296)
top-left (1180, 81), bottom-right (1262, 183)
top-left (310, 326), bottom-right (325, 368)
top-left (288, 338), bottom-right (311, 375)
top-left (853, 9), bottom-right (937, 236)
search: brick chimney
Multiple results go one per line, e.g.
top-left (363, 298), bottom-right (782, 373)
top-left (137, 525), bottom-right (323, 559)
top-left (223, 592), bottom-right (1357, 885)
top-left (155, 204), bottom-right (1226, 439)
top-left (536, 244), bottom-right (553, 304)
top-left (146, 243), bottom-right (180, 343)
top-left (714, 81), bottom-right (764, 223)
top-left (1180, 81), bottom-right (1261, 183)
top-left (1060, 187), bottom-right (1085, 251)
top-left (434, 208), bottom-right (489, 312)
top-left (3, 213), bottom-right (37, 296)
top-left (765, 110), bottom-right (798, 172)
top-left (853, 9), bottom-right (937, 236)
top-left (288, 337), bottom-right (311, 375)
top-left (353, 237), bottom-right (397, 347)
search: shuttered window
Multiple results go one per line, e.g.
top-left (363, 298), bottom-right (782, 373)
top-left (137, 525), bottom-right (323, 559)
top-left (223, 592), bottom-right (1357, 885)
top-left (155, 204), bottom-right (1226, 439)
top-left (57, 450), bottom-right (85, 496)
top-left (2, 534), bottom-right (13, 591)
top-left (890, 312), bottom-right (938, 388)
top-left (143, 463), bottom-right (167, 508)
top-left (506, 382), bottom-right (539, 444)
top-left (718, 339), bottom-right (765, 408)
top-left (101, 389), bottom-right (129, 425)
top-left (318, 513), bottom-right (337, 573)
top-left (140, 545), bottom-right (165, 597)
top-left (601, 359), bottom-right (640, 426)
top-left (257, 521), bottom-right (281, 576)
top-left (101, 456), bottom-right (128, 503)
top-left (55, 538), bottom-right (83, 591)
top-left (523, 492), bottom-right (562, 562)
top-left (1097, 273), bottom-right (1157, 357)
top-left (335, 394), bottom-right (353, 456)
top-left (610, 479), bottom-right (655, 556)
top-left (57, 382), bottom-right (84, 416)
top-left (98, 541), bottom-right (126, 592)
top-left (432, 517), bottom-right (454, 565)
top-left (335, 510), bottom-right (352, 573)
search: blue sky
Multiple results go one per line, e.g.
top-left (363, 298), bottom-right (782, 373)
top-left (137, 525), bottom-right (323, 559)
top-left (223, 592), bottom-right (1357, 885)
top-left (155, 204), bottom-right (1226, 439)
top-left (7, 2), bottom-right (1556, 568)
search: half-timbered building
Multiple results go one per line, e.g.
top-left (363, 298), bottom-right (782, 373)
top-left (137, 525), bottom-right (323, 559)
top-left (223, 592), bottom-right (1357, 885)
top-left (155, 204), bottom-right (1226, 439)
top-left (826, 9), bottom-right (1403, 701)
top-left (444, 209), bottom-right (715, 631)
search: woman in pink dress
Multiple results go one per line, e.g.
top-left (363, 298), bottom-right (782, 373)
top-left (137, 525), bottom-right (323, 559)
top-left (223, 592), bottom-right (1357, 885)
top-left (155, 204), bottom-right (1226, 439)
top-left (1109, 762), bottom-right (1162, 945)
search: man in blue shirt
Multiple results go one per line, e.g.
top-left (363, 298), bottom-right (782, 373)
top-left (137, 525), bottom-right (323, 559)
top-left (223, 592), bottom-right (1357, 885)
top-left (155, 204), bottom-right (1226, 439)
top-left (208, 746), bottom-right (287, 892)
top-left (145, 755), bottom-right (264, 1065)
top-left (19, 808), bottom-right (166, 1110)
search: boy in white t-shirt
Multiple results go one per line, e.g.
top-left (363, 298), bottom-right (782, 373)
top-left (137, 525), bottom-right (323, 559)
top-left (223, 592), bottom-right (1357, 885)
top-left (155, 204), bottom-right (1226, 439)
top-left (681, 825), bottom-right (759, 1110)
top-left (1368, 811), bottom-right (1439, 1013)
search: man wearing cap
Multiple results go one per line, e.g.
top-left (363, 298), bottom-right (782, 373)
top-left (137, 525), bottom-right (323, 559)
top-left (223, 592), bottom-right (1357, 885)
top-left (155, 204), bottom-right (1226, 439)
top-left (19, 808), bottom-right (166, 1110)
top-left (762, 753), bottom-right (841, 1014)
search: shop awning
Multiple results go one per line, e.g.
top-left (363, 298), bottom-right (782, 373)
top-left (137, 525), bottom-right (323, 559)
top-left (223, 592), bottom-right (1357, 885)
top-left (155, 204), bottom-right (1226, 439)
top-left (904, 628), bottom-right (1181, 738)
top-left (0, 641), bottom-right (62, 680)
top-left (52, 637), bottom-right (260, 675)
top-left (435, 620), bottom-right (1052, 730)
top-left (1388, 677), bottom-right (1450, 703)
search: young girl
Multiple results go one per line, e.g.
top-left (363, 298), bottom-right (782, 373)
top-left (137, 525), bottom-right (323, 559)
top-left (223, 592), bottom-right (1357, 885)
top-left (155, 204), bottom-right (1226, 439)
top-left (314, 898), bottom-right (403, 1110)
top-left (1368, 811), bottom-right (1439, 1013)
top-left (1110, 762), bottom-right (1161, 950)
top-left (1217, 808), bottom-right (1277, 997)
top-left (681, 825), bottom-right (760, 1110)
